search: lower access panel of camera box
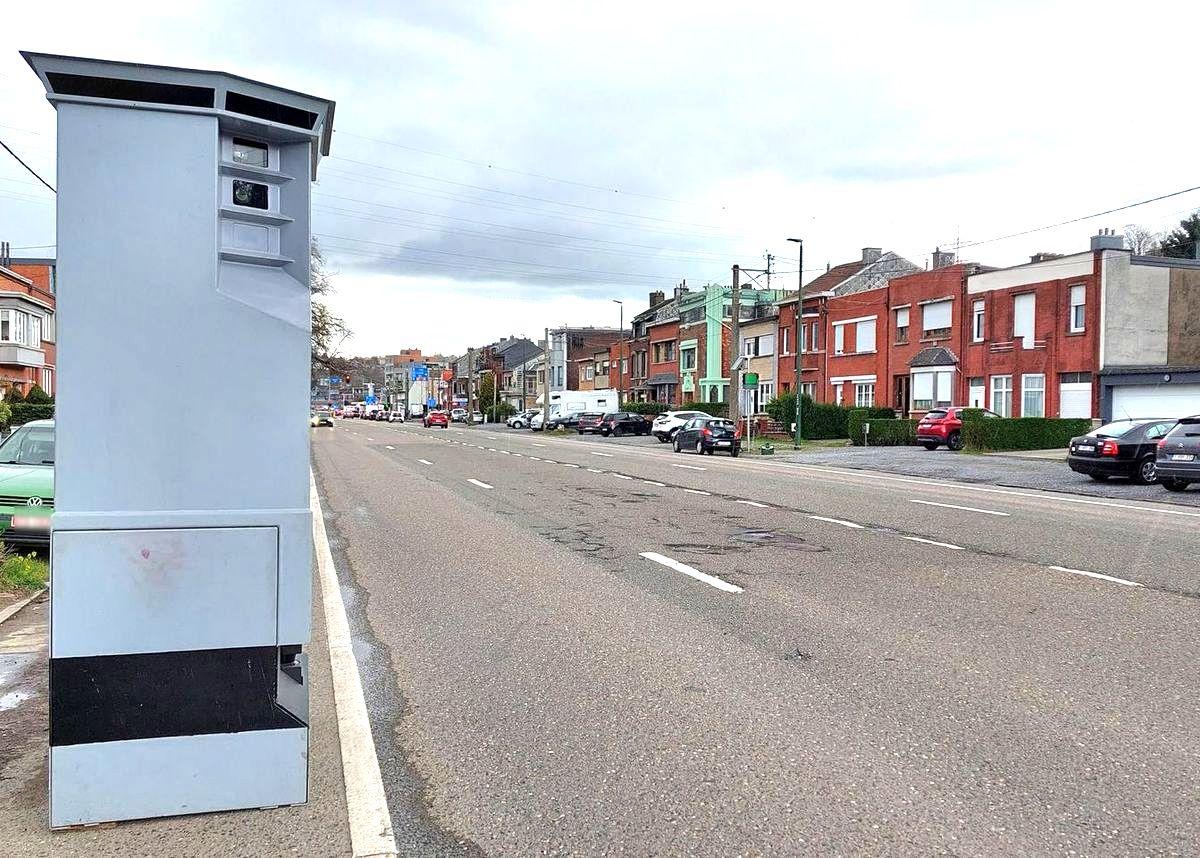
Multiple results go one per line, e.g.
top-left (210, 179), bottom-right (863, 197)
top-left (48, 526), bottom-right (309, 828)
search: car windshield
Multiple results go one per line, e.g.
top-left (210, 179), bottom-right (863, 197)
top-left (707, 420), bottom-right (735, 429)
top-left (1166, 420), bottom-right (1200, 438)
top-left (1090, 421), bottom-right (1141, 438)
top-left (924, 410), bottom-right (948, 419)
top-left (0, 424), bottom-right (55, 465)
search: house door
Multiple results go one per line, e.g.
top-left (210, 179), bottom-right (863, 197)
top-left (893, 375), bottom-right (910, 417)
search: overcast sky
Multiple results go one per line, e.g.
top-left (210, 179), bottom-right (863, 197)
top-left (3, 1), bottom-right (1199, 356)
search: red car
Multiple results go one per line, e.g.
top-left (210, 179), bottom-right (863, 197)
top-left (576, 412), bottom-right (606, 434)
top-left (916, 406), bottom-right (1000, 450)
top-left (423, 410), bottom-right (449, 428)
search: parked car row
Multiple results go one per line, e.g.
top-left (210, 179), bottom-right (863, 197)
top-left (337, 406), bottom-right (405, 422)
top-left (1068, 416), bottom-right (1200, 491)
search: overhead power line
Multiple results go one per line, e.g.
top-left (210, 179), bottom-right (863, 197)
top-left (0, 137), bottom-right (55, 194)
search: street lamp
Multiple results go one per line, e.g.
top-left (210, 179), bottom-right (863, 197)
top-left (787, 237), bottom-right (804, 446)
top-left (613, 299), bottom-right (624, 399)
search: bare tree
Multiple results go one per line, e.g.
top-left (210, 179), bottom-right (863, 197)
top-left (1123, 223), bottom-right (1161, 256)
top-left (311, 238), bottom-right (349, 374)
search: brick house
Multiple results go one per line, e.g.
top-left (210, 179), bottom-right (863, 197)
top-left (2, 257), bottom-right (57, 397)
top-left (645, 317), bottom-right (680, 404)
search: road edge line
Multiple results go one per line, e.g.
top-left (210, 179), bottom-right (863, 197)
top-left (311, 473), bottom-right (398, 858)
top-left (0, 587), bottom-right (45, 627)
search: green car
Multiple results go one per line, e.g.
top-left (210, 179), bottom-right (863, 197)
top-left (0, 419), bottom-right (54, 550)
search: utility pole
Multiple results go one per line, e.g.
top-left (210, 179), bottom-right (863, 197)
top-left (787, 237), bottom-right (804, 446)
top-left (613, 299), bottom-right (624, 401)
top-left (466, 347), bottom-right (475, 426)
top-left (729, 265), bottom-right (741, 425)
top-left (542, 327), bottom-right (551, 428)
top-left (765, 252), bottom-right (774, 289)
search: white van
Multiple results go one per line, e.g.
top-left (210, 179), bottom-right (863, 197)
top-left (534, 389), bottom-right (619, 431)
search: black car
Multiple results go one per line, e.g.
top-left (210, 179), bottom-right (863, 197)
top-left (599, 412), bottom-right (651, 437)
top-left (1066, 419), bottom-right (1175, 485)
top-left (1155, 415), bottom-right (1200, 491)
top-left (546, 410), bottom-right (583, 431)
top-left (673, 416), bottom-right (741, 456)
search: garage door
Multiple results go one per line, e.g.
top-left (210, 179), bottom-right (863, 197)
top-left (1111, 384), bottom-right (1200, 420)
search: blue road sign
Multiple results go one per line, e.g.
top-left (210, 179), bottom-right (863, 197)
top-left (327, 376), bottom-right (341, 385)
top-left (411, 364), bottom-right (429, 380)
top-left (365, 394), bottom-right (377, 405)
top-left (426, 397), bottom-right (437, 408)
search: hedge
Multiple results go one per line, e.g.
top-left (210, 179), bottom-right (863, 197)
top-left (687, 401), bottom-right (729, 417)
top-left (9, 403), bottom-right (53, 427)
top-left (846, 407), bottom-right (900, 445)
top-left (860, 418), bottom-right (918, 446)
top-left (962, 416), bottom-right (1093, 452)
top-left (621, 401), bottom-right (668, 416)
top-left (765, 393), bottom-right (858, 440)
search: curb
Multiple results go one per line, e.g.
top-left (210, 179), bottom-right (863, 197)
top-left (0, 587), bottom-right (46, 627)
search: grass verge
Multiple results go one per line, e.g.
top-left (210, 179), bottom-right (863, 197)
top-left (0, 550), bottom-right (48, 593)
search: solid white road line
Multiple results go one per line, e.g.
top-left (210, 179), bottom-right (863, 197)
top-left (643, 480), bottom-right (666, 487)
top-left (1049, 565), bottom-right (1144, 588)
top-left (683, 488), bottom-right (711, 496)
top-left (640, 551), bottom-right (743, 594)
top-left (901, 535), bottom-right (965, 550)
top-left (672, 463), bottom-right (706, 471)
top-left (310, 475), bottom-right (398, 858)
top-left (586, 468), bottom-right (605, 474)
top-left (590, 451), bottom-right (614, 457)
top-left (735, 499), bottom-right (769, 509)
top-left (808, 515), bottom-right (865, 529)
top-left (417, 459), bottom-right (433, 465)
top-left (467, 478), bottom-right (494, 489)
top-left (909, 499), bottom-right (1010, 517)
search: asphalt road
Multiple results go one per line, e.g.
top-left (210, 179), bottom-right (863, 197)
top-left (312, 419), bottom-right (1199, 856)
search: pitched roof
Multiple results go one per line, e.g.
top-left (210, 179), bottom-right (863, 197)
top-left (777, 251), bottom-right (922, 303)
top-left (909, 346), bottom-right (959, 367)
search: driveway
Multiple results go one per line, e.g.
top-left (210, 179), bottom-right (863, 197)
top-left (478, 425), bottom-right (1200, 507)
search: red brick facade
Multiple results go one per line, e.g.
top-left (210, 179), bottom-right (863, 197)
top-left (2, 261), bottom-right (57, 397)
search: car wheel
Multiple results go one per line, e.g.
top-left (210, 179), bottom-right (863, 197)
top-left (921, 442), bottom-right (939, 451)
top-left (1134, 457), bottom-right (1157, 485)
top-left (947, 431), bottom-right (963, 451)
top-left (1162, 478), bottom-right (1189, 492)
top-left (657, 434), bottom-right (669, 443)
top-left (695, 440), bottom-right (703, 455)
top-left (1089, 473), bottom-right (1109, 482)
top-left (673, 436), bottom-right (682, 453)
top-left (731, 448), bottom-right (740, 457)
top-left (612, 427), bottom-right (622, 437)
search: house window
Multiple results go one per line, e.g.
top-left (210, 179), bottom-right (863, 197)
top-left (855, 319), bottom-right (875, 353)
top-left (1013, 293), bottom-right (1035, 348)
top-left (811, 322), bottom-right (819, 351)
top-left (800, 382), bottom-right (816, 399)
top-left (652, 341), bottom-right (676, 363)
top-left (759, 381), bottom-right (774, 405)
top-left (741, 334), bottom-right (775, 357)
top-left (1022, 373), bottom-right (1045, 417)
top-left (621, 358), bottom-right (628, 374)
top-left (922, 299), bottom-right (952, 338)
top-left (911, 370), bottom-right (953, 410)
top-left (972, 300), bottom-right (985, 342)
top-left (834, 325), bottom-right (845, 355)
top-left (680, 346), bottom-right (697, 372)
top-left (584, 366), bottom-right (595, 381)
top-left (1069, 284), bottom-right (1085, 332)
top-left (41, 368), bottom-right (52, 395)
top-left (855, 382), bottom-right (875, 407)
top-left (780, 326), bottom-right (790, 355)
top-left (895, 307), bottom-right (909, 344)
top-left (991, 375), bottom-right (1013, 417)
top-left (968, 377), bottom-right (985, 408)
top-left (832, 383), bottom-right (843, 405)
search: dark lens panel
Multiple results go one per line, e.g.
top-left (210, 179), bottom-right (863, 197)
top-left (232, 180), bottom-right (269, 210)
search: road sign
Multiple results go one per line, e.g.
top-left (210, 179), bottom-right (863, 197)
top-left (426, 397), bottom-right (436, 408)
top-left (743, 372), bottom-right (759, 387)
top-left (327, 376), bottom-right (341, 386)
top-left (411, 364), bottom-right (429, 380)
top-left (365, 394), bottom-right (377, 405)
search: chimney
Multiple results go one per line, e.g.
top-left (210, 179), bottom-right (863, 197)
top-left (1029, 252), bottom-right (1065, 264)
top-left (649, 290), bottom-right (665, 308)
top-left (931, 247), bottom-right (956, 269)
top-left (1090, 227), bottom-right (1126, 252)
top-left (862, 247), bottom-right (882, 265)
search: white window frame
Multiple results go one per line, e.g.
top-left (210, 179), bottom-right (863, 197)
top-left (922, 299), bottom-right (952, 335)
top-left (855, 319), bottom-right (875, 353)
top-left (800, 382), bottom-right (816, 399)
top-left (584, 365), bottom-right (595, 381)
top-left (1069, 284), bottom-right (1085, 333)
top-left (1013, 292), bottom-right (1036, 349)
top-left (834, 325), bottom-right (845, 355)
top-left (1022, 373), bottom-right (1045, 418)
top-left (833, 383), bottom-right (843, 405)
top-left (894, 307), bottom-right (910, 343)
top-left (854, 382), bottom-right (875, 408)
top-left (991, 375), bottom-right (1013, 418)
top-left (41, 367), bottom-right (53, 395)
top-left (780, 326), bottom-right (790, 356)
top-left (972, 300), bottom-right (985, 342)
top-left (680, 345), bottom-right (697, 372)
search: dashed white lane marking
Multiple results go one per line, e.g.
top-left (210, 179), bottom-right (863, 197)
top-left (365, 437), bottom-right (374, 441)
top-left (417, 459), bottom-right (433, 465)
top-left (735, 500), bottom-right (769, 509)
top-left (385, 445), bottom-right (395, 450)
top-left (543, 459), bottom-right (558, 465)
top-left (640, 551), bottom-right (743, 594)
top-left (672, 463), bottom-right (706, 471)
top-left (612, 474), bottom-right (633, 480)
top-left (808, 515), bottom-right (864, 529)
top-left (487, 447), bottom-right (498, 452)
top-left (562, 463), bottom-right (580, 468)
top-left (901, 535), bottom-right (964, 550)
top-left (586, 468), bottom-right (604, 474)
top-left (643, 480), bottom-right (666, 487)
top-left (529, 456), bottom-right (542, 461)
top-left (683, 488), bottom-right (711, 496)
top-left (486, 435), bottom-right (498, 440)
top-left (532, 443), bottom-right (547, 447)
top-left (909, 499), bottom-right (1010, 517)
top-left (499, 450), bottom-right (511, 455)
top-left (511, 453), bottom-right (523, 457)
top-left (1050, 565), bottom-right (1144, 588)
top-left (590, 451), bottom-right (614, 458)
top-left (467, 478), bottom-right (493, 489)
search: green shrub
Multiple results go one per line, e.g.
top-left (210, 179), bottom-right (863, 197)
top-left (0, 551), bottom-right (48, 592)
top-left (10, 403), bottom-right (54, 426)
top-left (24, 385), bottom-right (52, 405)
top-left (5, 386), bottom-right (24, 405)
top-left (859, 418), bottom-right (918, 446)
top-left (847, 407), bottom-right (900, 445)
top-left (959, 408), bottom-right (985, 423)
top-left (765, 393), bottom-right (855, 439)
top-left (484, 402), bottom-right (516, 422)
top-left (688, 401), bottom-right (729, 417)
top-left (963, 417), bottom-right (1093, 452)
top-left (621, 401), bottom-right (667, 416)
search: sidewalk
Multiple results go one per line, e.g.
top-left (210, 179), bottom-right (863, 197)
top-left (0, 573), bottom-right (354, 857)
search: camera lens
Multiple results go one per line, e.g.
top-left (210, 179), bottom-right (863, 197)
top-left (232, 180), bottom-right (268, 210)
